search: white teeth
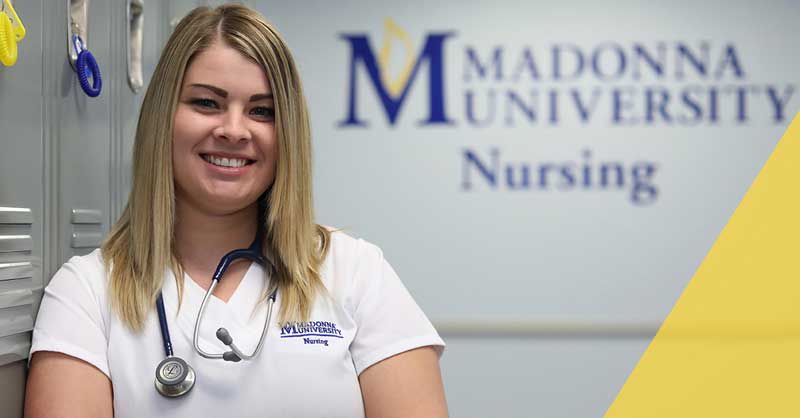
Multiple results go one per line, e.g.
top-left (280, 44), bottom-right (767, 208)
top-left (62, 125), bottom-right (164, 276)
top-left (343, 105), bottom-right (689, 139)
top-left (203, 155), bottom-right (248, 168)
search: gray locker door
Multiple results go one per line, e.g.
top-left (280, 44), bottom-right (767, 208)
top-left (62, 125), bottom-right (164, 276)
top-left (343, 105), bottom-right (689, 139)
top-left (0, 0), bottom-right (167, 416)
top-left (45, 1), bottom-right (113, 265)
top-left (0, 1), bottom-right (44, 416)
top-left (115, 1), bottom-right (167, 219)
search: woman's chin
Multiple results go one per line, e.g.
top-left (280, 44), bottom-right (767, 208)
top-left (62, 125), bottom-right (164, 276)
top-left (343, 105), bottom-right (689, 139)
top-left (177, 193), bottom-right (260, 217)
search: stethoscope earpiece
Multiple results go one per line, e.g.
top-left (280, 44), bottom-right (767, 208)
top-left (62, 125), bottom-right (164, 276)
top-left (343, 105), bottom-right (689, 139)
top-left (215, 328), bottom-right (243, 362)
top-left (154, 356), bottom-right (196, 398)
top-left (223, 351), bottom-right (242, 362)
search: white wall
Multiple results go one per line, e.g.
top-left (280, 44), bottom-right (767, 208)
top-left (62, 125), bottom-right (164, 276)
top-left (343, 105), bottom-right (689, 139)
top-left (249, 0), bottom-right (800, 416)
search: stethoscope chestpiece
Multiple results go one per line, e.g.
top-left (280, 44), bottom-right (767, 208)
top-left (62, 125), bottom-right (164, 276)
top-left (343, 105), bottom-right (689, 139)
top-left (154, 356), bottom-right (196, 398)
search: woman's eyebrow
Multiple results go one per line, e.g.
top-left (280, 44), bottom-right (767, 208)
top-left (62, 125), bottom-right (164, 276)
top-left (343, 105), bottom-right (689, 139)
top-left (187, 84), bottom-right (271, 102)
top-left (249, 93), bottom-right (273, 102)
top-left (190, 83), bottom-right (227, 97)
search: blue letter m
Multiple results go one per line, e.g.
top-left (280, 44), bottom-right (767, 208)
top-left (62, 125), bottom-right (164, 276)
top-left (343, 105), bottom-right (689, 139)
top-left (339, 32), bottom-right (455, 127)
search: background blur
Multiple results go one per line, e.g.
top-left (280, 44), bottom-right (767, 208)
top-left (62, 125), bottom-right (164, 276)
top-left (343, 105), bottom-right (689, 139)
top-left (0, 0), bottom-right (798, 417)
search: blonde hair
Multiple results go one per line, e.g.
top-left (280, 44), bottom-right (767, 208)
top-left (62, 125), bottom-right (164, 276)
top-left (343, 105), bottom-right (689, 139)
top-left (102, 4), bottom-right (330, 331)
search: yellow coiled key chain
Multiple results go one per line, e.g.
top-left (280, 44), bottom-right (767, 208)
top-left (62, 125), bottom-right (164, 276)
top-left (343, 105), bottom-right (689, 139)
top-left (0, 0), bottom-right (26, 67)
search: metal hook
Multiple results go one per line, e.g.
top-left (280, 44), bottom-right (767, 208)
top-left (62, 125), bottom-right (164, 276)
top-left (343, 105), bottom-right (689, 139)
top-left (67, 0), bottom-right (88, 69)
top-left (126, 0), bottom-right (144, 92)
top-left (72, 33), bottom-right (84, 54)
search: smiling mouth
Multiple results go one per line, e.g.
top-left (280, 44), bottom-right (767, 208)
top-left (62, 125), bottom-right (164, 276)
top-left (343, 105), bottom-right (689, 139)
top-left (201, 154), bottom-right (256, 168)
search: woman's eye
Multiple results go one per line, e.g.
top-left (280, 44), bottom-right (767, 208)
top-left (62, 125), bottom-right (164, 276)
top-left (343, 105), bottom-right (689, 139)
top-left (250, 106), bottom-right (275, 120)
top-left (190, 98), bottom-right (218, 109)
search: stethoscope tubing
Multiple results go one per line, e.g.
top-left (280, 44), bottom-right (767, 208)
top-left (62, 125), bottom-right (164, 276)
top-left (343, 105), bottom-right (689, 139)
top-left (156, 293), bottom-right (174, 357)
top-left (156, 235), bottom-right (276, 362)
top-left (153, 231), bottom-right (276, 397)
top-left (192, 279), bottom-right (276, 361)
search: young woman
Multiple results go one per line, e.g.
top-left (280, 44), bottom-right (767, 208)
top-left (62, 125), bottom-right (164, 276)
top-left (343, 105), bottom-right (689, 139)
top-left (25, 5), bottom-right (447, 418)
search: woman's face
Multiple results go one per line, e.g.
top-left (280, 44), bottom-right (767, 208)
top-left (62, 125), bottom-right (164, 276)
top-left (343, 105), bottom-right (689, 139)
top-left (172, 41), bottom-right (277, 217)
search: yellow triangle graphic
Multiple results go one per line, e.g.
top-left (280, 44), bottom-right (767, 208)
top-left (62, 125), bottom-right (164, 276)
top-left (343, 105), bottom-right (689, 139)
top-left (606, 113), bottom-right (800, 418)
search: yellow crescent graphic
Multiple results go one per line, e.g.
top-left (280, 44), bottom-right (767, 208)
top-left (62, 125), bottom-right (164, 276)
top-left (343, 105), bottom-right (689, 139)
top-left (377, 18), bottom-right (415, 98)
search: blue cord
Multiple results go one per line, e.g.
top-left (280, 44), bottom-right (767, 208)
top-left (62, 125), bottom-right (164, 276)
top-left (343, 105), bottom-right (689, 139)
top-left (72, 35), bottom-right (102, 97)
top-left (156, 293), bottom-right (174, 357)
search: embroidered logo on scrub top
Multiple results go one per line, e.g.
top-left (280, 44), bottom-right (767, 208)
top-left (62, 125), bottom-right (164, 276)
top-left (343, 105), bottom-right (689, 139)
top-left (280, 321), bottom-right (344, 347)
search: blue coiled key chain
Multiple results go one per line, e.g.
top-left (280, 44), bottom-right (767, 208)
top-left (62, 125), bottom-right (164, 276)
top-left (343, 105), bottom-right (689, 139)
top-left (72, 34), bottom-right (101, 97)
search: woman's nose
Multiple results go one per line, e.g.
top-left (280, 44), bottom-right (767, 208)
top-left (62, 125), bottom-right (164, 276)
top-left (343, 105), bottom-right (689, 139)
top-left (214, 110), bottom-right (251, 143)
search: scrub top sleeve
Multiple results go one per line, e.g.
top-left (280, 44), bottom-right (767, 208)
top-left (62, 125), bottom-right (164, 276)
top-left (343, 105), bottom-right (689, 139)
top-left (30, 255), bottom-right (110, 377)
top-left (348, 242), bottom-right (444, 376)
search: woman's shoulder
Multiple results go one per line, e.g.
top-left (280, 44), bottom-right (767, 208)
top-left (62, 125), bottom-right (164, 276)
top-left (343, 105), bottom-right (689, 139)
top-left (32, 250), bottom-right (113, 378)
top-left (322, 226), bottom-right (386, 268)
top-left (68, 248), bottom-right (106, 269)
top-left (59, 248), bottom-right (107, 276)
top-left (46, 249), bottom-right (110, 297)
top-left (318, 227), bottom-right (390, 292)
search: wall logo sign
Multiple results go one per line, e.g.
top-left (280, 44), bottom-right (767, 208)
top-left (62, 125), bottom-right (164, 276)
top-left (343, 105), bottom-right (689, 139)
top-left (336, 19), bottom-right (797, 206)
top-left (338, 19), bottom-right (795, 128)
top-left (339, 19), bottom-right (453, 127)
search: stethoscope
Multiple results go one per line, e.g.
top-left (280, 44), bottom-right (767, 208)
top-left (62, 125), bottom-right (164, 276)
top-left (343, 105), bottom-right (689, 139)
top-left (154, 234), bottom-right (278, 398)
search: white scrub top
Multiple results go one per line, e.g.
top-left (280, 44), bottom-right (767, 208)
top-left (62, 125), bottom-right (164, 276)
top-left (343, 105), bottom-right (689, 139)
top-left (31, 231), bottom-right (445, 418)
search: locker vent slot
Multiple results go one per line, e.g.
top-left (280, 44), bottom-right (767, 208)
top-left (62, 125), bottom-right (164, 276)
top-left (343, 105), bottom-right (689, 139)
top-left (0, 332), bottom-right (32, 367)
top-left (0, 262), bottom-right (34, 282)
top-left (70, 208), bottom-right (104, 250)
top-left (71, 232), bottom-right (103, 248)
top-left (0, 207), bottom-right (39, 365)
top-left (70, 208), bottom-right (103, 224)
top-left (0, 207), bottom-right (33, 225)
top-left (0, 236), bottom-right (33, 253)
top-left (0, 305), bottom-right (33, 339)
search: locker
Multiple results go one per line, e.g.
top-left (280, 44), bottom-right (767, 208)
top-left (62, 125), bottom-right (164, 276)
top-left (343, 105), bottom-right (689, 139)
top-left (0, 0), bottom-right (45, 416)
top-left (0, 0), bottom-right (168, 415)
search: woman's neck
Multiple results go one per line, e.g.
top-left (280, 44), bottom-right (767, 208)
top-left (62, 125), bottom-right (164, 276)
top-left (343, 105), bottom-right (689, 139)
top-left (173, 200), bottom-right (259, 276)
